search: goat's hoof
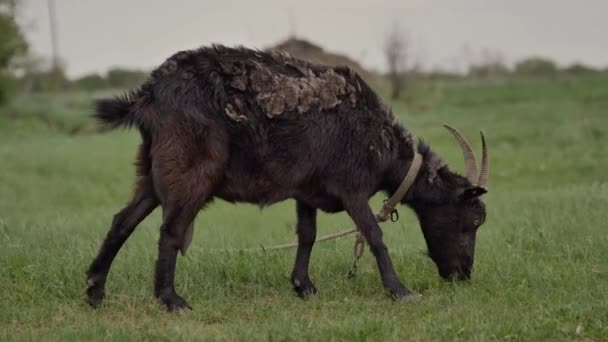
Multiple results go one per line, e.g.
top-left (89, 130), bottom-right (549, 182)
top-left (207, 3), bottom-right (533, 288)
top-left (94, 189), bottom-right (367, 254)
top-left (388, 284), bottom-right (415, 300)
top-left (86, 284), bottom-right (105, 308)
top-left (292, 277), bottom-right (318, 299)
top-left (158, 292), bottom-right (192, 312)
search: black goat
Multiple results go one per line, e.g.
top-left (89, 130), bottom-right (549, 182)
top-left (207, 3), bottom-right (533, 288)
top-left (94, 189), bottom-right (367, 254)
top-left (86, 45), bottom-right (489, 311)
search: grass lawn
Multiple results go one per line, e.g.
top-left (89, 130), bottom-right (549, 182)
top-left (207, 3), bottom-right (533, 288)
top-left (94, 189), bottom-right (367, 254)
top-left (1, 74), bottom-right (607, 340)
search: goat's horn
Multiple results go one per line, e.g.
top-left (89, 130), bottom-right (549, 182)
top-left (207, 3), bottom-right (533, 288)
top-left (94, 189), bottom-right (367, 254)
top-left (478, 131), bottom-right (489, 188)
top-left (443, 124), bottom-right (479, 184)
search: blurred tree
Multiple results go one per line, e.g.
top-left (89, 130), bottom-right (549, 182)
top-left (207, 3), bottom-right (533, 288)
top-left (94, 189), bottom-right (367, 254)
top-left (515, 57), bottom-right (557, 76)
top-left (107, 67), bottom-right (147, 88)
top-left (0, 0), bottom-right (17, 17)
top-left (0, 0), bottom-right (28, 104)
top-left (384, 23), bottom-right (409, 100)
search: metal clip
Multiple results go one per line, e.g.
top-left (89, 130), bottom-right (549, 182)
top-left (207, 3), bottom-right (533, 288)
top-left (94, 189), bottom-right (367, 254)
top-left (347, 233), bottom-right (366, 278)
top-left (347, 255), bottom-right (361, 279)
top-left (390, 209), bottom-right (399, 222)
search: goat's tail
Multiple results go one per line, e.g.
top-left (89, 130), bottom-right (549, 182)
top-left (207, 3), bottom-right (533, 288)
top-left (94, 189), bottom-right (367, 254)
top-left (94, 90), bottom-right (143, 130)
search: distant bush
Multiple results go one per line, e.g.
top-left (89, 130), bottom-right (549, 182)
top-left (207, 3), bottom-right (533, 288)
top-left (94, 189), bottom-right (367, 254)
top-left (468, 63), bottom-right (510, 79)
top-left (20, 66), bottom-right (148, 92)
top-left (563, 63), bottom-right (597, 74)
top-left (22, 66), bottom-right (69, 92)
top-left (72, 73), bottom-right (108, 91)
top-left (515, 57), bottom-right (557, 76)
top-left (424, 71), bottom-right (463, 81)
top-left (106, 67), bottom-right (147, 88)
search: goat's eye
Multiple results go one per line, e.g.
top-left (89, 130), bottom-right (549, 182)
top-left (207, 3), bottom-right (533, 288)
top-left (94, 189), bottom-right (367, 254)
top-left (473, 219), bottom-right (480, 227)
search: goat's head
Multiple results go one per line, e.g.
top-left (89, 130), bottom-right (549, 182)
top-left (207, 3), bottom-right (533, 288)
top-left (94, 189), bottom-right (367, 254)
top-left (410, 125), bottom-right (489, 281)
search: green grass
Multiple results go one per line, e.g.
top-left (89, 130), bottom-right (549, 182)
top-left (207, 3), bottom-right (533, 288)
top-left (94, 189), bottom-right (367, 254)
top-left (1, 74), bottom-right (607, 340)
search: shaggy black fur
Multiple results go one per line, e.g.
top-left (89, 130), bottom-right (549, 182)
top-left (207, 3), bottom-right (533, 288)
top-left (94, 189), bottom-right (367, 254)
top-left (86, 45), bottom-right (488, 311)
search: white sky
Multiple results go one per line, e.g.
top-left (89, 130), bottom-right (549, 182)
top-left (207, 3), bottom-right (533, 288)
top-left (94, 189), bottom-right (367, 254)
top-left (18, 0), bottom-right (608, 77)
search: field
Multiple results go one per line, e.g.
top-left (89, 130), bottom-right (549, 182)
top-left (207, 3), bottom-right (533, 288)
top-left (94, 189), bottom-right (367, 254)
top-left (1, 74), bottom-right (607, 340)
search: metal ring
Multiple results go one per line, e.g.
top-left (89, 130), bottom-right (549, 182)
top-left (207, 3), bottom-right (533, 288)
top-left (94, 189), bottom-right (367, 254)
top-left (390, 209), bottom-right (399, 222)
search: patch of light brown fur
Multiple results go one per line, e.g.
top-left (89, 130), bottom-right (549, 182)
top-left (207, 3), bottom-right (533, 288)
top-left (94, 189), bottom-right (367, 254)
top-left (221, 52), bottom-right (359, 121)
top-left (381, 106), bottom-right (443, 183)
top-left (426, 152), bottom-right (447, 183)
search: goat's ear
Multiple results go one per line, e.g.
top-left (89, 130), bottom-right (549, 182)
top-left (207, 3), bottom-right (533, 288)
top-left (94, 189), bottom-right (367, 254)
top-left (457, 186), bottom-right (487, 201)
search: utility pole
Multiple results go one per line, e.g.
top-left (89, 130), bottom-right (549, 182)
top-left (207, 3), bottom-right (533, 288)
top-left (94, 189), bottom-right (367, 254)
top-left (47, 0), bottom-right (62, 89)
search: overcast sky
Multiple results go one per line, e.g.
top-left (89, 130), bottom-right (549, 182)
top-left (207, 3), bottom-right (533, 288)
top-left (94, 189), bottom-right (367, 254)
top-left (18, 0), bottom-right (608, 77)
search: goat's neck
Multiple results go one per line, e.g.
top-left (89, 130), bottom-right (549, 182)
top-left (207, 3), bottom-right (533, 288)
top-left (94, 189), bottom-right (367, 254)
top-left (384, 146), bottom-right (446, 211)
top-left (384, 153), bottom-right (419, 201)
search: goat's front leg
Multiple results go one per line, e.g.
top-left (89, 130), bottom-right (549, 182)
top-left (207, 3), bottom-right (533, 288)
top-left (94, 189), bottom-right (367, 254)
top-left (291, 201), bottom-right (318, 298)
top-left (344, 197), bottom-right (413, 299)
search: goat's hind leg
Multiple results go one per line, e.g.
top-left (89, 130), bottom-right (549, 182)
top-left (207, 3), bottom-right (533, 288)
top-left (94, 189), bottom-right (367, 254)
top-left (153, 170), bottom-right (218, 311)
top-left (154, 203), bottom-right (203, 311)
top-left (151, 126), bottom-right (227, 311)
top-left (86, 177), bottom-right (158, 307)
